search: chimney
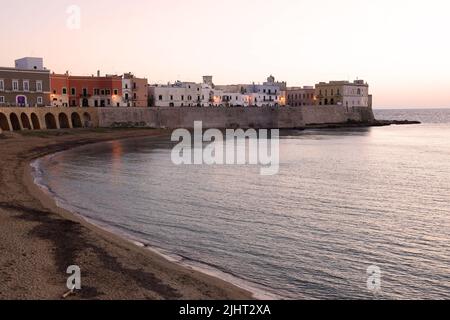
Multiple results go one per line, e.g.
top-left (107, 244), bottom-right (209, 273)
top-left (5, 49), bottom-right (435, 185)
top-left (97, 70), bottom-right (100, 77)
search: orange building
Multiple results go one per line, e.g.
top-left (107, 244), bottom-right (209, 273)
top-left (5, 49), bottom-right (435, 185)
top-left (50, 73), bottom-right (122, 107)
top-left (50, 73), bottom-right (70, 107)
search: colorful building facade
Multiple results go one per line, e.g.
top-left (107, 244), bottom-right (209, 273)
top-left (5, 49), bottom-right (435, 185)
top-left (315, 80), bottom-right (370, 108)
top-left (122, 73), bottom-right (148, 107)
top-left (50, 73), bottom-right (122, 107)
top-left (0, 63), bottom-right (50, 107)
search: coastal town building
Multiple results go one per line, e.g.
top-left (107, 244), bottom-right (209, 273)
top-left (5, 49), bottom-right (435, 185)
top-left (200, 83), bottom-right (224, 107)
top-left (315, 80), bottom-right (370, 108)
top-left (244, 77), bottom-right (282, 107)
top-left (150, 75), bottom-right (286, 108)
top-left (286, 86), bottom-right (316, 106)
top-left (215, 76), bottom-right (285, 107)
top-left (122, 73), bottom-right (148, 107)
top-left (50, 72), bottom-right (122, 108)
top-left (1, 56), bottom-right (372, 113)
top-left (149, 81), bottom-right (201, 107)
top-left (0, 57), bottom-right (50, 107)
top-left (50, 73), bottom-right (70, 107)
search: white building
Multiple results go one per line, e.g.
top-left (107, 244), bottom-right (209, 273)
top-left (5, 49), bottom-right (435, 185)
top-left (149, 81), bottom-right (203, 107)
top-left (221, 92), bottom-right (250, 107)
top-left (315, 80), bottom-right (370, 108)
top-left (243, 77), bottom-right (282, 107)
top-left (216, 76), bottom-right (284, 107)
top-left (15, 57), bottom-right (44, 71)
top-left (200, 83), bottom-right (224, 107)
top-left (122, 77), bottom-right (132, 107)
top-left (149, 75), bottom-right (285, 108)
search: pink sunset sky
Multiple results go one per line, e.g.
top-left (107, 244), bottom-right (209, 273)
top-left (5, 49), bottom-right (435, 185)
top-left (1, 0), bottom-right (449, 108)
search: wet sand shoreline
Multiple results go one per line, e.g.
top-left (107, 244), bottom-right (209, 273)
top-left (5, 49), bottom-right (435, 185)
top-left (0, 128), bottom-right (253, 300)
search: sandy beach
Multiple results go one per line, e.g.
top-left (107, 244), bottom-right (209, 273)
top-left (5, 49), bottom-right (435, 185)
top-left (0, 128), bottom-right (252, 300)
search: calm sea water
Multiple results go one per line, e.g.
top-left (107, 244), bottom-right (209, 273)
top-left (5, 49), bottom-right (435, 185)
top-left (33, 109), bottom-right (450, 299)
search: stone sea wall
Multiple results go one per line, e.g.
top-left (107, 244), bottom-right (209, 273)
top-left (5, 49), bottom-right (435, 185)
top-left (98, 105), bottom-right (375, 129)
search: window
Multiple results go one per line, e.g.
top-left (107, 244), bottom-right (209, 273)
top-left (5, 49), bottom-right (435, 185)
top-left (125, 93), bottom-right (129, 100)
top-left (0, 96), bottom-right (4, 103)
top-left (13, 80), bottom-right (19, 91)
top-left (170, 95), bottom-right (174, 101)
top-left (23, 80), bottom-right (29, 92)
top-left (114, 89), bottom-right (118, 95)
top-left (106, 90), bottom-right (111, 95)
top-left (94, 89), bottom-right (100, 95)
top-left (37, 97), bottom-right (43, 105)
top-left (71, 88), bottom-right (76, 95)
top-left (125, 84), bottom-right (128, 89)
top-left (0, 79), bottom-right (4, 91)
top-left (100, 90), bottom-right (105, 95)
top-left (36, 81), bottom-right (43, 92)
top-left (62, 87), bottom-right (67, 95)
top-left (158, 95), bottom-right (163, 101)
top-left (181, 95), bottom-right (184, 101)
top-left (133, 93), bottom-right (137, 99)
top-left (82, 88), bottom-right (88, 96)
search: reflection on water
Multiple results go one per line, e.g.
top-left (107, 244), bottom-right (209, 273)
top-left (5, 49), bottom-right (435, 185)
top-left (34, 112), bottom-right (450, 299)
top-left (110, 140), bottom-right (124, 179)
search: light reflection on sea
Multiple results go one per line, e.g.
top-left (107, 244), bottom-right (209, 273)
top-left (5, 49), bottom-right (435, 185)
top-left (33, 109), bottom-right (450, 299)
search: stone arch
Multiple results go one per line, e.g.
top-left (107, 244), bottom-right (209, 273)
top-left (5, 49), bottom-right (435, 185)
top-left (59, 113), bottom-right (70, 129)
top-left (31, 113), bottom-right (41, 130)
top-left (45, 113), bottom-right (57, 130)
top-left (10, 113), bottom-right (21, 131)
top-left (0, 113), bottom-right (10, 131)
top-left (21, 113), bottom-right (32, 130)
top-left (71, 112), bottom-right (83, 128)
